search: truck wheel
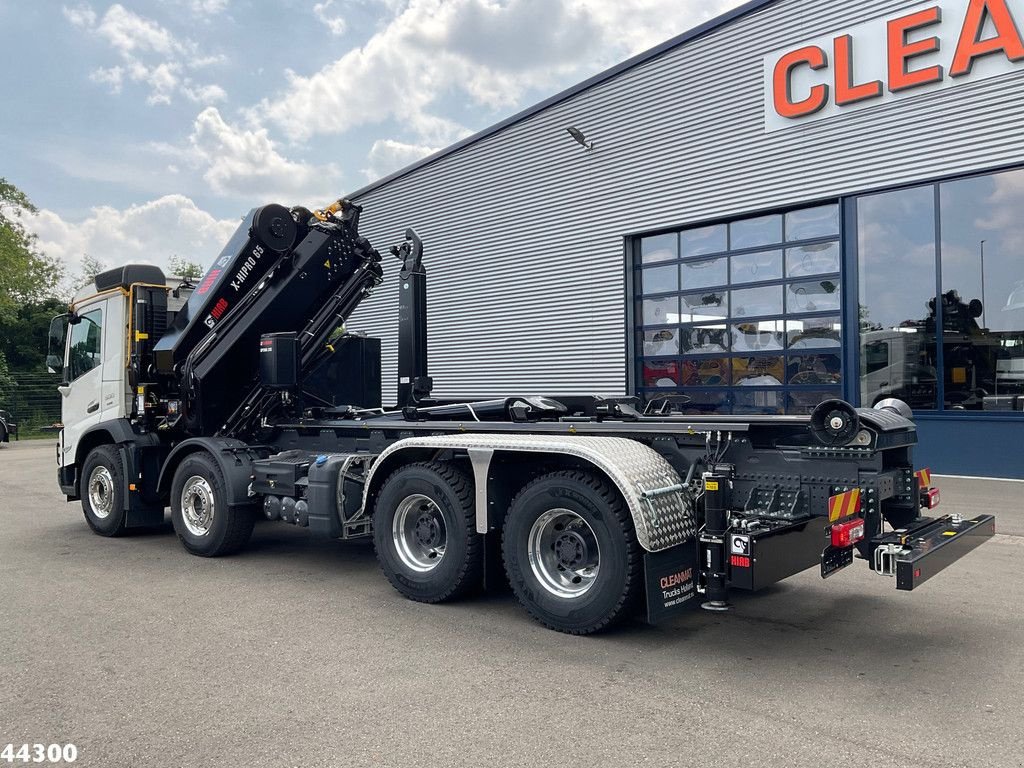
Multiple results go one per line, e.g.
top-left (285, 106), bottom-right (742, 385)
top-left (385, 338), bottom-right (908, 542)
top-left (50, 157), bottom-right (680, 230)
top-left (81, 444), bottom-right (128, 537)
top-left (171, 452), bottom-right (254, 557)
top-left (373, 461), bottom-right (482, 603)
top-left (502, 470), bottom-right (642, 635)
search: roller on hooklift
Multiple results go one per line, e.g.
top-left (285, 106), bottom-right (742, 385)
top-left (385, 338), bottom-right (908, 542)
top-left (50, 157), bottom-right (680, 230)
top-left (45, 199), bottom-right (995, 634)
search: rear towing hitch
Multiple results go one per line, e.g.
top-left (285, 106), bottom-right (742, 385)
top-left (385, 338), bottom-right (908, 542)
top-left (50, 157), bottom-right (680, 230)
top-left (870, 513), bottom-right (996, 590)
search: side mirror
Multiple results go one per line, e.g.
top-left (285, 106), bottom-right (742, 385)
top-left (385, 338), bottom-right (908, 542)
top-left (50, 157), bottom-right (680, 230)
top-left (47, 314), bottom-right (70, 377)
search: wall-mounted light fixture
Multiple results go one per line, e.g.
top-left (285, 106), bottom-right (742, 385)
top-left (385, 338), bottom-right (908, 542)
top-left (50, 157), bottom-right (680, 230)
top-left (566, 126), bottom-right (594, 150)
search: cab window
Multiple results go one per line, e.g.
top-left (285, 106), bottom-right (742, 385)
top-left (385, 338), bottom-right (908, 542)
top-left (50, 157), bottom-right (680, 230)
top-left (68, 308), bottom-right (103, 380)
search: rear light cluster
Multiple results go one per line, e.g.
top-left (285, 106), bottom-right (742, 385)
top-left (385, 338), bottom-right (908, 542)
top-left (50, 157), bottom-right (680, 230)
top-left (831, 517), bottom-right (865, 549)
top-left (922, 486), bottom-right (940, 509)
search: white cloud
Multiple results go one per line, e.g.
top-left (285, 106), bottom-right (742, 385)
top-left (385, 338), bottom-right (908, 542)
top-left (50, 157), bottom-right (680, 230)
top-left (64, 3), bottom-right (227, 105)
top-left (186, 0), bottom-right (230, 15)
top-left (151, 107), bottom-right (342, 204)
top-left (313, 0), bottom-right (348, 35)
top-left (31, 195), bottom-right (239, 277)
top-left (363, 139), bottom-right (437, 182)
top-left (258, 0), bottom-right (743, 144)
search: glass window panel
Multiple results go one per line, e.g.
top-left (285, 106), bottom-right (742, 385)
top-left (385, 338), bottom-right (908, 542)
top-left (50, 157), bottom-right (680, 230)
top-left (642, 296), bottom-right (679, 326)
top-left (731, 321), bottom-right (785, 353)
top-left (940, 169), bottom-right (1024, 412)
top-left (640, 233), bottom-right (678, 264)
top-left (680, 256), bottom-right (728, 290)
top-left (788, 353), bottom-right (842, 386)
top-left (788, 389), bottom-right (842, 415)
top-left (680, 224), bottom-right (727, 257)
top-left (641, 329), bottom-right (679, 357)
top-left (787, 316), bottom-right (841, 349)
top-left (675, 390), bottom-right (731, 415)
top-left (730, 214), bottom-right (782, 250)
top-left (733, 389), bottom-right (785, 414)
top-left (642, 360), bottom-right (680, 388)
top-left (786, 242), bottom-right (840, 278)
top-left (787, 279), bottom-right (841, 313)
top-left (733, 355), bottom-right (785, 387)
top-left (680, 291), bottom-right (728, 323)
top-left (68, 308), bottom-right (103, 381)
top-left (682, 358), bottom-right (730, 387)
top-left (642, 264), bottom-right (678, 294)
top-left (786, 204), bottom-right (839, 241)
top-left (857, 186), bottom-right (938, 409)
top-left (731, 285), bottom-right (783, 318)
top-left (680, 325), bottom-right (729, 355)
top-left (731, 249), bottom-right (783, 284)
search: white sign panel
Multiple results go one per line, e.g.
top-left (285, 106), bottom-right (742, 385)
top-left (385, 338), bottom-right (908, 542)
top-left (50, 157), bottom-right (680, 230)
top-left (763, 0), bottom-right (1024, 131)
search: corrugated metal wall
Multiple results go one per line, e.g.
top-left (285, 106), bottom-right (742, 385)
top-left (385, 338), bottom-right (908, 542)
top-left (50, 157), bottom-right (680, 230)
top-left (350, 0), bottom-right (1024, 405)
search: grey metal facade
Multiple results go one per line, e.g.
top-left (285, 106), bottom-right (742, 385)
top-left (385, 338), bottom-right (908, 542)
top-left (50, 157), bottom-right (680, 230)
top-left (349, 0), bottom-right (1024, 406)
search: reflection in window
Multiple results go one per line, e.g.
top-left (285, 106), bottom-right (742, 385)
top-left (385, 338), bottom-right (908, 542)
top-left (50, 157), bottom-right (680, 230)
top-left (732, 285), bottom-right (783, 317)
top-left (857, 186), bottom-right (937, 409)
top-left (641, 329), bottom-right (679, 357)
top-left (786, 204), bottom-right (839, 241)
top-left (680, 257), bottom-right (727, 290)
top-left (680, 291), bottom-right (728, 322)
top-left (788, 390), bottom-right (842, 414)
top-left (940, 169), bottom-right (1024, 412)
top-left (641, 233), bottom-right (677, 264)
top-left (677, 390), bottom-right (730, 415)
top-left (734, 390), bottom-right (785, 414)
top-left (68, 308), bottom-right (103, 381)
top-left (682, 358), bottom-right (730, 386)
top-left (642, 360), bottom-right (680, 388)
top-left (681, 224), bottom-right (726, 257)
top-left (787, 316), bottom-right (841, 348)
top-left (733, 356), bottom-right (785, 386)
top-left (730, 214), bottom-right (782, 250)
top-left (731, 321), bottom-right (784, 352)
top-left (787, 242), bottom-right (840, 277)
top-left (680, 326), bottom-right (729, 354)
top-left (731, 250), bottom-right (782, 284)
top-left (788, 354), bottom-right (842, 386)
top-left (787, 279), bottom-right (840, 313)
top-left (643, 264), bottom-right (678, 294)
top-left (642, 296), bottom-right (679, 326)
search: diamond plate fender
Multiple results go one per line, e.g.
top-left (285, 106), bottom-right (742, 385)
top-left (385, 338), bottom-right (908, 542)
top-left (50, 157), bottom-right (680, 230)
top-left (362, 433), bottom-right (696, 552)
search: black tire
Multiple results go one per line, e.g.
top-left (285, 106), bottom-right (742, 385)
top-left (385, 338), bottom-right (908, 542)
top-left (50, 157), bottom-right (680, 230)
top-left (0, 423), bottom-right (8, 443)
top-left (502, 470), bottom-right (642, 635)
top-left (170, 452), bottom-right (254, 557)
top-left (373, 461), bottom-right (482, 603)
top-left (80, 444), bottom-right (128, 536)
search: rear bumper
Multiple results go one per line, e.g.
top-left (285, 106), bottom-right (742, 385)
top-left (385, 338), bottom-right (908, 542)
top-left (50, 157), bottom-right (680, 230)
top-left (872, 514), bottom-right (996, 590)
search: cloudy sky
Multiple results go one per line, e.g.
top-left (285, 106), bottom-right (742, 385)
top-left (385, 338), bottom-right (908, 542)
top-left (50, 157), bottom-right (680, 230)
top-left (1, 0), bottom-right (742, 277)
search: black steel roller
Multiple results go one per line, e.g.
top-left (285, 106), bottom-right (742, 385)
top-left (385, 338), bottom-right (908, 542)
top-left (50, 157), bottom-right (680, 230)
top-left (809, 398), bottom-right (860, 447)
top-left (253, 203), bottom-right (298, 253)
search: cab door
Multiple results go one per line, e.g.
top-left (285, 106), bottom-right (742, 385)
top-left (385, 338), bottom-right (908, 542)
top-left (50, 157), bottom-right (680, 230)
top-left (59, 300), bottom-right (108, 468)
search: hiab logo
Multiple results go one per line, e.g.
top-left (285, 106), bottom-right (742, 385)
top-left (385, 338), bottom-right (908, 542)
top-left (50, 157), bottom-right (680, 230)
top-left (764, 0), bottom-right (1024, 130)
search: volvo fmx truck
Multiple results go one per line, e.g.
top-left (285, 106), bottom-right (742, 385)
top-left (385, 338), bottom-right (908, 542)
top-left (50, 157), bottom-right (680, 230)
top-left (46, 200), bottom-right (995, 634)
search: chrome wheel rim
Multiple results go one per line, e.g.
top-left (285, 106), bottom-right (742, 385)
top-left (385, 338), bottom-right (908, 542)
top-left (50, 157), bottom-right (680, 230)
top-left (528, 508), bottom-right (600, 599)
top-left (181, 476), bottom-right (216, 537)
top-left (87, 466), bottom-right (115, 520)
top-left (392, 494), bottom-right (447, 572)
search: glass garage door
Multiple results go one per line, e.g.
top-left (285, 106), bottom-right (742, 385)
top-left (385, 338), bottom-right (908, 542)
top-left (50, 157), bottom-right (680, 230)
top-left (633, 203), bottom-right (843, 415)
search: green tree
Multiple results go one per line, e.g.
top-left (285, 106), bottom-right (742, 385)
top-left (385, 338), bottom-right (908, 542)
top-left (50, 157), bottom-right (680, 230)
top-left (76, 254), bottom-right (107, 288)
top-left (168, 255), bottom-right (204, 281)
top-left (0, 179), bottom-right (64, 387)
top-left (0, 178), bottom-right (63, 323)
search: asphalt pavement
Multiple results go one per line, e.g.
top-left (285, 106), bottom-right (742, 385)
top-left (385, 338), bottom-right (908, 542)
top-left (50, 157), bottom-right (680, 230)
top-left (1, 439), bottom-right (1022, 768)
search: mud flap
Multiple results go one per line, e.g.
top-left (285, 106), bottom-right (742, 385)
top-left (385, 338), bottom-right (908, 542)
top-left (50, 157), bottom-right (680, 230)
top-left (644, 543), bottom-right (699, 623)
